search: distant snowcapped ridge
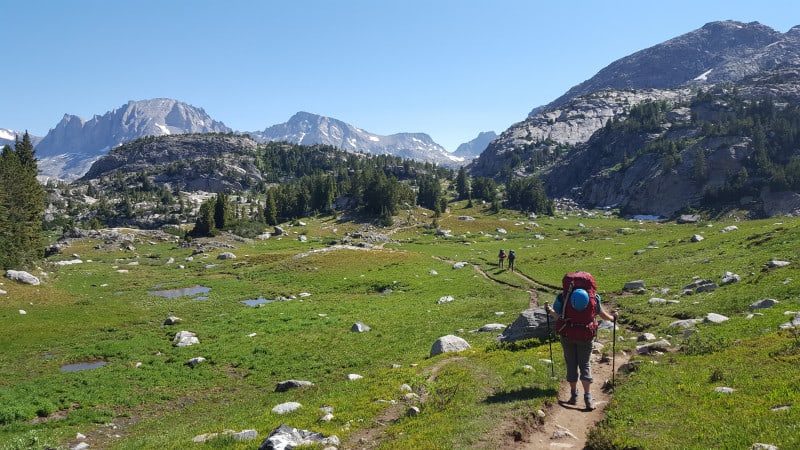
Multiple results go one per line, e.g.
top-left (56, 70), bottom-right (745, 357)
top-left (251, 111), bottom-right (464, 166)
top-left (21, 100), bottom-right (469, 181)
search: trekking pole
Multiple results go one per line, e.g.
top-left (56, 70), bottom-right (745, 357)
top-left (611, 314), bottom-right (617, 387)
top-left (544, 302), bottom-right (555, 380)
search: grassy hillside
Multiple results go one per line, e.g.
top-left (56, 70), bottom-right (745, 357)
top-left (1, 204), bottom-right (798, 449)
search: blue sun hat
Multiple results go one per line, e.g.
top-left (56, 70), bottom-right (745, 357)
top-left (570, 288), bottom-right (590, 311)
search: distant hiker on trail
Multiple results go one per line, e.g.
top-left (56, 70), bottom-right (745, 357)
top-left (507, 250), bottom-right (516, 271)
top-left (545, 271), bottom-right (617, 411)
top-left (498, 249), bottom-right (506, 268)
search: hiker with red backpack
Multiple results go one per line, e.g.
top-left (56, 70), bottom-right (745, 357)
top-left (544, 271), bottom-right (618, 410)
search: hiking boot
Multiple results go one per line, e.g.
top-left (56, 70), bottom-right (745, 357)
top-left (584, 394), bottom-right (596, 410)
top-left (567, 391), bottom-right (578, 405)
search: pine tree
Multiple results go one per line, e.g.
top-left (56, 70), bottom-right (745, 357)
top-left (193, 201), bottom-right (215, 237)
top-left (0, 133), bottom-right (46, 269)
top-left (455, 166), bottom-right (470, 200)
top-left (264, 189), bottom-right (278, 226)
top-left (213, 193), bottom-right (230, 230)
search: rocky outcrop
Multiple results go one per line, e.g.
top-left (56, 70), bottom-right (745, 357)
top-left (79, 134), bottom-right (263, 192)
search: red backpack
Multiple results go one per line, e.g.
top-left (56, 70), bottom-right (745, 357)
top-left (555, 271), bottom-right (598, 341)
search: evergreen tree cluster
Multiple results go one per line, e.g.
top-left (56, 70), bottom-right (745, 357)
top-left (0, 133), bottom-right (46, 269)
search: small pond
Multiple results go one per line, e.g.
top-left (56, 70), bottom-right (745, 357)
top-left (148, 285), bottom-right (211, 299)
top-left (60, 361), bottom-right (107, 372)
top-left (241, 296), bottom-right (275, 307)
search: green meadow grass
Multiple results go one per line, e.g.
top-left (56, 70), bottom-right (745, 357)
top-left (0, 206), bottom-right (798, 449)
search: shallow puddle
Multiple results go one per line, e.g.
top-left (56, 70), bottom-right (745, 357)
top-left (148, 285), bottom-right (211, 299)
top-left (60, 361), bottom-right (107, 372)
top-left (241, 296), bottom-right (275, 307)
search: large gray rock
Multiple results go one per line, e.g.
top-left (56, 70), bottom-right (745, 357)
top-left (497, 308), bottom-right (552, 342)
top-left (5, 270), bottom-right (41, 285)
top-left (430, 335), bottom-right (471, 357)
top-left (749, 298), bottom-right (779, 310)
top-left (173, 331), bottom-right (199, 347)
top-left (275, 380), bottom-right (314, 392)
top-left (258, 424), bottom-right (339, 450)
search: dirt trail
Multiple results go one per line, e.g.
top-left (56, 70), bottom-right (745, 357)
top-left (350, 252), bottom-right (629, 449)
top-left (474, 261), bottom-right (630, 449)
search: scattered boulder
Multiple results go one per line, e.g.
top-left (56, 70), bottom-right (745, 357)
top-left (636, 339), bottom-right (672, 354)
top-left (691, 234), bottom-right (705, 242)
top-left (298, 235), bottom-right (308, 242)
top-left (437, 295), bottom-right (454, 304)
top-left (705, 313), bottom-right (729, 324)
top-left (347, 373), bottom-right (363, 380)
top-left (714, 386), bottom-right (735, 394)
top-left (677, 214), bottom-right (700, 224)
top-left (164, 316), bottom-right (181, 325)
top-left (271, 402), bottom-right (302, 414)
top-left (749, 298), bottom-right (779, 310)
top-left (187, 356), bottom-right (206, 368)
top-left (430, 335), bottom-right (471, 357)
top-left (751, 444), bottom-right (779, 450)
top-left (406, 406), bottom-right (421, 417)
top-left (721, 225), bottom-right (739, 233)
top-left (768, 260), bottom-right (790, 268)
top-left (623, 280), bottom-right (645, 291)
top-left (275, 380), bottom-right (315, 392)
top-left (351, 322), bottom-right (371, 332)
top-left (721, 271), bottom-right (740, 285)
top-left (232, 430), bottom-right (259, 440)
top-left (452, 261), bottom-right (467, 269)
top-left (637, 333), bottom-right (657, 342)
top-left (669, 319), bottom-right (702, 329)
top-left (273, 226), bottom-right (286, 236)
top-left (778, 313), bottom-right (800, 330)
top-left (258, 424), bottom-right (339, 450)
top-left (683, 279), bottom-right (717, 294)
top-left (478, 323), bottom-right (506, 332)
top-left (217, 252), bottom-right (237, 260)
top-left (497, 308), bottom-right (551, 342)
top-left (5, 270), bottom-right (40, 285)
top-left (173, 331), bottom-right (199, 347)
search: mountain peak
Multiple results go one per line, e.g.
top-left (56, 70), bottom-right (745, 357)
top-left (252, 112), bottom-right (463, 166)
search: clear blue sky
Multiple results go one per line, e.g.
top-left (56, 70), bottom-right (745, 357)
top-left (4, 0), bottom-right (799, 151)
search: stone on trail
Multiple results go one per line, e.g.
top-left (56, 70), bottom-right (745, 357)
top-left (497, 307), bottom-right (551, 342)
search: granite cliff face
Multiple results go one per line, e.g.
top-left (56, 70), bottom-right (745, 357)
top-left (473, 21), bottom-right (800, 217)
